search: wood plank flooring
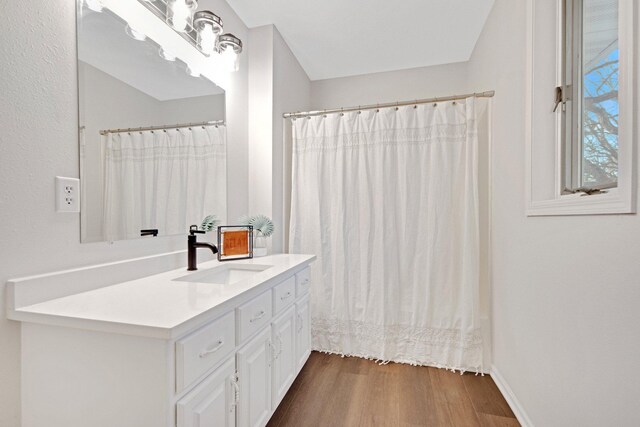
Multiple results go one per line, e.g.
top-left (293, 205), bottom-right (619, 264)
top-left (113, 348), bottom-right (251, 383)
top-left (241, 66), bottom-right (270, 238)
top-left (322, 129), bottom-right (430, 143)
top-left (268, 352), bottom-right (519, 427)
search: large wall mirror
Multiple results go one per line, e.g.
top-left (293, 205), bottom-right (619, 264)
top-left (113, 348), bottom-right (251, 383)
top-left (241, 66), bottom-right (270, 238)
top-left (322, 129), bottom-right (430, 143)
top-left (78, 1), bottom-right (227, 243)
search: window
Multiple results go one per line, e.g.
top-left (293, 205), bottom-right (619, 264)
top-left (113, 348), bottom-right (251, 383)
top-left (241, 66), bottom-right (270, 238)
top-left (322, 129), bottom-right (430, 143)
top-left (525, 0), bottom-right (635, 216)
top-left (560, 0), bottom-right (619, 194)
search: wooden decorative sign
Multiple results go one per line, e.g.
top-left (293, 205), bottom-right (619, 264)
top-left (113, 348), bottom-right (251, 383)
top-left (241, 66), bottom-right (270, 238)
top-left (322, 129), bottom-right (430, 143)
top-left (217, 225), bottom-right (253, 261)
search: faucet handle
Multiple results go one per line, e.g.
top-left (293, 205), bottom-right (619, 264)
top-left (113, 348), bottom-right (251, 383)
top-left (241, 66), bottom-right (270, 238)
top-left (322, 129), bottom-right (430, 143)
top-left (140, 229), bottom-right (159, 237)
top-left (189, 225), bottom-right (206, 235)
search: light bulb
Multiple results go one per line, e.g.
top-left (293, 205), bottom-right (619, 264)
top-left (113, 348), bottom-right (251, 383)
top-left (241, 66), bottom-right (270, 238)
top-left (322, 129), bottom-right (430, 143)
top-left (159, 47), bottom-right (177, 62)
top-left (187, 65), bottom-right (201, 77)
top-left (125, 24), bottom-right (146, 41)
top-left (85, 0), bottom-right (104, 12)
top-left (198, 24), bottom-right (217, 56)
top-left (221, 46), bottom-right (238, 72)
top-left (167, 0), bottom-right (197, 33)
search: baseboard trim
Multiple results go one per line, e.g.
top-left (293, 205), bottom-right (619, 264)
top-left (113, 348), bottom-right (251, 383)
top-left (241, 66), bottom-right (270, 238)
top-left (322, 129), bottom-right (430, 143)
top-left (490, 365), bottom-right (534, 427)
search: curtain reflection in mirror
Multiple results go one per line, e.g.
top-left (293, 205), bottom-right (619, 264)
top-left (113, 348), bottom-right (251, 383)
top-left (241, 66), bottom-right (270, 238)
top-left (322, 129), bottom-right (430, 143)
top-left (101, 125), bottom-right (226, 242)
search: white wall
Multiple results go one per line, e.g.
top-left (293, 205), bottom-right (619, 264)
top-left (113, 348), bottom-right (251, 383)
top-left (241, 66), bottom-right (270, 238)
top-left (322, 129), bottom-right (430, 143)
top-left (0, 1), bottom-right (249, 425)
top-left (248, 25), bottom-right (311, 252)
top-left (468, 1), bottom-right (640, 426)
top-left (310, 62), bottom-right (469, 110)
top-left (271, 27), bottom-right (311, 253)
top-left (248, 26), bottom-right (275, 224)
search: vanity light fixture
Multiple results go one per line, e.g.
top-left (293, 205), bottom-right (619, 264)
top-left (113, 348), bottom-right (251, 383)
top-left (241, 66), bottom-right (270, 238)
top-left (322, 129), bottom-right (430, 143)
top-left (125, 23), bottom-right (147, 41)
top-left (166, 0), bottom-right (198, 33)
top-left (91, 0), bottom-right (243, 75)
top-left (186, 65), bottom-right (201, 78)
top-left (85, 0), bottom-right (104, 12)
top-left (137, 0), bottom-right (244, 66)
top-left (218, 33), bottom-right (242, 72)
top-left (159, 47), bottom-right (177, 61)
top-left (194, 11), bottom-right (223, 56)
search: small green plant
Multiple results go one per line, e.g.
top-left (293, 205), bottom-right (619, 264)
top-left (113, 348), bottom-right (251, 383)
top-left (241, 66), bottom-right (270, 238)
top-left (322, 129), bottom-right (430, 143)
top-left (201, 214), bottom-right (221, 232)
top-left (238, 214), bottom-right (274, 237)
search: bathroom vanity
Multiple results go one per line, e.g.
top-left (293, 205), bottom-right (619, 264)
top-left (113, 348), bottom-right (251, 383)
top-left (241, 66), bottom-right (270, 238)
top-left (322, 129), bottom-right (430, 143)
top-left (7, 253), bottom-right (315, 427)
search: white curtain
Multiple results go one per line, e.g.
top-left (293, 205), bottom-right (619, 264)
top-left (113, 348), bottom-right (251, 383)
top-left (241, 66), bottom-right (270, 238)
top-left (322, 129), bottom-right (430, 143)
top-left (289, 98), bottom-right (482, 371)
top-left (102, 125), bottom-right (226, 241)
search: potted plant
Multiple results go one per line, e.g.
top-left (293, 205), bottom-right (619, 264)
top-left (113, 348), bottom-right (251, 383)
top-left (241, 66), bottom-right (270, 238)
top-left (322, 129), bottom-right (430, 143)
top-left (239, 214), bottom-right (274, 257)
top-left (200, 214), bottom-right (221, 241)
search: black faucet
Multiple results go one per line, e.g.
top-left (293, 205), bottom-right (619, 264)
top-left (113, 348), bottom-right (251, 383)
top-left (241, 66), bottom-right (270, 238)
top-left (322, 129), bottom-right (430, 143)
top-left (187, 225), bottom-right (218, 271)
top-left (140, 229), bottom-right (159, 237)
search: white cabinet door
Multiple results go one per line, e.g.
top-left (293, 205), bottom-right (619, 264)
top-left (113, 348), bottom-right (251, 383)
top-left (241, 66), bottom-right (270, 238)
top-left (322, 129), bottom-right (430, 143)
top-left (177, 356), bottom-right (236, 427)
top-left (295, 295), bottom-right (311, 373)
top-left (236, 326), bottom-right (272, 427)
top-left (271, 306), bottom-right (296, 410)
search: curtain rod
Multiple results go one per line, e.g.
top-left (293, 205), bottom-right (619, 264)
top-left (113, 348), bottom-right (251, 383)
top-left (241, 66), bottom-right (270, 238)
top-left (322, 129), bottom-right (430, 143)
top-left (99, 120), bottom-right (225, 135)
top-left (283, 90), bottom-right (495, 119)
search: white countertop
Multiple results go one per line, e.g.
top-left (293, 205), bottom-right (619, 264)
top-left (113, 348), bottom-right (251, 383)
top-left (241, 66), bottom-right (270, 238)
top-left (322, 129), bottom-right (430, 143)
top-left (8, 254), bottom-right (315, 339)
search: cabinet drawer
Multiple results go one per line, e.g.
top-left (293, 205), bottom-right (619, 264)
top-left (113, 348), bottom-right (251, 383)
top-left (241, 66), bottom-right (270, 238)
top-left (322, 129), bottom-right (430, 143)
top-left (176, 311), bottom-right (235, 393)
top-left (236, 290), bottom-right (272, 343)
top-left (295, 267), bottom-right (311, 297)
top-left (273, 276), bottom-right (296, 314)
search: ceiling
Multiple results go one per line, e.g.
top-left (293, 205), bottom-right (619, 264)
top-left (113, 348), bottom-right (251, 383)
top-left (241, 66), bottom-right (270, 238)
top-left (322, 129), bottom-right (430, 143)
top-left (226, 0), bottom-right (495, 80)
top-left (78, 7), bottom-right (224, 101)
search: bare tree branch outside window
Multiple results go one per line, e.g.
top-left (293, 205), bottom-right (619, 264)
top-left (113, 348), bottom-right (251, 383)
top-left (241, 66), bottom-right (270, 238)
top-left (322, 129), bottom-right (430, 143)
top-left (582, 43), bottom-right (619, 186)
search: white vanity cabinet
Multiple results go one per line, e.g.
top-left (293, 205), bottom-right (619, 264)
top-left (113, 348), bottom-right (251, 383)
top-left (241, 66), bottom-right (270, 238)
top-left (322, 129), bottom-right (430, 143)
top-left (177, 356), bottom-right (237, 427)
top-left (271, 305), bottom-right (297, 409)
top-left (295, 295), bottom-right (312, 373)
top-left (9, 255), bottom-right (315, 427)
top-left (237, 326), bottom-right (273, 427)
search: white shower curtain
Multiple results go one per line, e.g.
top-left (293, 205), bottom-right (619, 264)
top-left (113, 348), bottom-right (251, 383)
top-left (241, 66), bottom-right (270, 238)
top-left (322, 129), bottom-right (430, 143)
top-left (102, 125), bottom-right (226, 241)
top-left (289, 98), bottom-right (482, 371)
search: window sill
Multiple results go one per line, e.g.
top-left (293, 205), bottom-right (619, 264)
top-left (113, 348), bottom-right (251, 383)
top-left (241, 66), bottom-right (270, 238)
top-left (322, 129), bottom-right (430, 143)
top-left (527, 189), bottom-right (636, 216)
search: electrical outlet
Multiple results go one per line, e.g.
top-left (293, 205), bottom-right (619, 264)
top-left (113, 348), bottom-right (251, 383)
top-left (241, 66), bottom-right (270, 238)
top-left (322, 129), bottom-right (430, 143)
top-left (56, 176), bottom-right (80, 213)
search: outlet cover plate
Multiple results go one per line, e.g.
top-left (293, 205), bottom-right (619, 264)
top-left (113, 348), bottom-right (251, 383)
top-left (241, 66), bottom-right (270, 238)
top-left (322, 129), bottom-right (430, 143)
top-left (56, 176), bottom-right (80, 213)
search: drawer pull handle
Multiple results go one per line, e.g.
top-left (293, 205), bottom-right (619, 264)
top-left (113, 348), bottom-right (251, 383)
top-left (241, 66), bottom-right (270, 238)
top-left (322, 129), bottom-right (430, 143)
top-left (280, 292), bottom-right (292, 301)
top-left (250, 310), bottom-right (266, 323)
top-left (301, 279), bottom-right (310, 286)
top-left (199, 340), bottom-right (224, 358)
top-left (297, 314), bottom-right (303, 332)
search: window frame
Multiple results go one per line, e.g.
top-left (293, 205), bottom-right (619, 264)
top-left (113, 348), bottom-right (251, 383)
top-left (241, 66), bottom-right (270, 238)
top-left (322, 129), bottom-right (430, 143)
top-left (525, 0), bottom-right (636, 216)
top-left (560, 0), bottom-right (620, 194)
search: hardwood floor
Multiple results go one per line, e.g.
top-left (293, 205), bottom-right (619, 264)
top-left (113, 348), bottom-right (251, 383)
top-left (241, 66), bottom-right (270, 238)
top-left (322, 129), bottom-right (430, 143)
top-left (268, 352), bottom-right (519, 427)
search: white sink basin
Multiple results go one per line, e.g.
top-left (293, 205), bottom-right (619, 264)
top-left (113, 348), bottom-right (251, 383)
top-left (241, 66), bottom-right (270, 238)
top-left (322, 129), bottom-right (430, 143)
top-left (174, 264), bottom-right (273, 285)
